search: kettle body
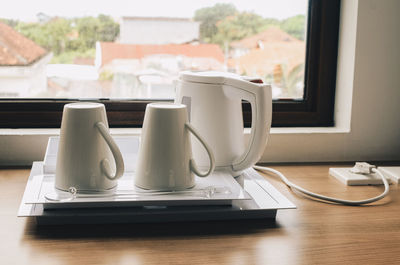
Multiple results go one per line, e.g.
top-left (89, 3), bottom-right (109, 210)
top-left (175, 71), bottom-right (272, 176)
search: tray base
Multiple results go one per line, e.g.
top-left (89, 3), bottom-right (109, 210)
top-left (34, 204), bottom-right (277, 225)
top-left (19, 162), bottom-right (295, 225)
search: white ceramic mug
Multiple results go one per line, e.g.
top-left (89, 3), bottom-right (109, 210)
top-left (135, 103), bottom-right (215, 191)
top-left (55, 102), bottom-right (124, 192)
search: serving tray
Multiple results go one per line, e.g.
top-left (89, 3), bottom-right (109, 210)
top-left (18, 162), bottom-right (296, 225)
top-left (18, 136), bottom-right (295, 224)
top-left (26, 136), bottom-right (250, 208)
top-left (24, 171), bottom-right (250, 209)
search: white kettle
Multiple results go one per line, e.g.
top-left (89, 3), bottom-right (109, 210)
top-left (175, 71), bottom-right (272, 176)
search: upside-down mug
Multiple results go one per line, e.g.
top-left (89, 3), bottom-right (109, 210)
top-left (55, 102), bottom-right (124, 192)
top-left (135, 103), bottom-right (215, 191)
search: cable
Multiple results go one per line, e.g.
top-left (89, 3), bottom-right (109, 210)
top-left (253, 163), bottom-right (390, 206)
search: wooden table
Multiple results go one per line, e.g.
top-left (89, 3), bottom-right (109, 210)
top-left (1, 165), bottom-right (399, 265)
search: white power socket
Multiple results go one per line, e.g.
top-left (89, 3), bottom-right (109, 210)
top-left (329, 167), bottom-right (393, 186)
top-left (379, 167), bottom-right (400, 184)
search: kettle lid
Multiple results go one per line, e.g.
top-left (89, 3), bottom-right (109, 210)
top-left (179, 71), bottom-right (265, 89)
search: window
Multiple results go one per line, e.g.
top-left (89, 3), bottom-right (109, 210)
top-left (0, 0), bottom-right (339, 128)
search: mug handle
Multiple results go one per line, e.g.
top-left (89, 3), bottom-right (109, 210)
top-left (185, 123), bottom-right (215, 177)
top-left (95, 122), bottom-right (125, 180)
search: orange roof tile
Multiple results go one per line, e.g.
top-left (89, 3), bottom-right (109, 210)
top-left (99, 42), bottom-right (224, 67)
top-left (231, 26), bottom-right (301, 49)
top-left (0, 21), bottom-right (48, 66)
top-left (228, 41), bottom-right (306, 76)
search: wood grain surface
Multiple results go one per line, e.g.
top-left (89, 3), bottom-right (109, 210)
top-left (1, 164), bottom-right (399, 265)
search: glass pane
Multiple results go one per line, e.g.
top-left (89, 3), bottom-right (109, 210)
top-left (0, 0), bottom-right (307, 100)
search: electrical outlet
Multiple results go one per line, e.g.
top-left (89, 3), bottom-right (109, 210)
top-left (378, 167), bottom-right (400, 184)
top-left (329, 167), bottom-right (392, 186)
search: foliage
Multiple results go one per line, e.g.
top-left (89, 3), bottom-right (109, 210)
top-left (13, 15), bottom-right (119, 55)
top-left (2, 4), bottom-right (305, 68)
top-left (99, 70), bottom-right (114, 81)
top-left (263, 18), bottom-right (280, 27)
top-left (50, 49), bottom-right (95, 64)
top-left (17, 18), bottom-right (72, 55)
top-left (194, 3), bottom-right (306, 46)
top-left (280, 15), bottom-right (306, 41)
top-left (214, 12), bottom-right (269, 49)
top-left (273, 63), bottom-right (305, 98)
top-left (0, 18), bottom-right (19, 28)
top-left (194, 3), bottom-right (237, 43)
top-left (285, 63), bottom-right (304, 93)
top-left (70, 15), bottom-right (119, 52)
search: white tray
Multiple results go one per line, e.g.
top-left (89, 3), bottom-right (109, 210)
top-left (24, 171), bottom-right (250, 208)
top-left (18, 136), bottom-right (296, 224)
top-left (18, 162), bottom-right (296, 225)
top-left (29, 136), bottom-right (250, 208)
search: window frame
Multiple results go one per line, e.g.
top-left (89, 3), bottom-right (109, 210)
top-left (0, 0), bottom-right (340, 128)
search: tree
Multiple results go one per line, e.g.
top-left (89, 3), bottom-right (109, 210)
top-left (0, 18), bottom-right (19, 28)
top-left (74, 16), bottom-right (100, 51)
top-left (97, 14), bottom-right (120, 42)
top-left (194, 3), bottom-right (237, 42)
top-left (45, 18), bottom-right (71, 54)
top-left (68, 15), bottom-right (119, 52)
top-left (280, 15), bottom-right (306, 40)
top-left (193, 4), bottom-right (306, 45)
top-left (214, 12), bottom-right (269, 49)
top-left (13, 15), bottom-right (119, 60)
top-left (16, 18), bottom-right (71, 55)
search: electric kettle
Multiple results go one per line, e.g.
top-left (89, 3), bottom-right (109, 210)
top-left (175, 71), bottom-right (272, 176)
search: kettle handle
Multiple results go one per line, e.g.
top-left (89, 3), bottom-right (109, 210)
top-left (228, 82), bottom-right (272, 172)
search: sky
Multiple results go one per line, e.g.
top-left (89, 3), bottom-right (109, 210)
top-left (0, 0), bottom-right (308, 21)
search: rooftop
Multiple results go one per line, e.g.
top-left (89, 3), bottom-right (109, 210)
top-left (0, 21), bottom-right (48, 66)
top-left (98, 42), bottom-right (224, 67)
top-left (231, 26), bottom-right (301, 49)
top-left (228, 41), bottom-right (306, 76)
top-left (122, 17), bottom-right (194, 22)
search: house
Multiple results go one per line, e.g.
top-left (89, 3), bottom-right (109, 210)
top-left (96, 41), bottom-right (224, 71)
top-left (120, 17), bottom-right (200, 45)
top-left (95, 41), bottom-right (224, 98)
top-left (228, 27), bottom-right (305, 75)
top-left (230, 26), bottom-right (301, 56)
top-left (0, 21), bottom-right (52, 97)
top-left (228, 41), bottom-right (305, 78)
top-left (228, 27), bottom-right (306, 97)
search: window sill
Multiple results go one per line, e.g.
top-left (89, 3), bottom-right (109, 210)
top-left (0, 126), bottom-right (351, 137)
top-left (0, 126), bottom-right (353, 166)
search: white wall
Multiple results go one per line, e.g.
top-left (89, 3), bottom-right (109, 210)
top-left (0, 54), bottom-right (51, 97)
top-left (120, 18), bottom-right (200, 44)
top-left (0, 0), bottom-right (399, 165)
top-left (0, 76), bottom-right (30, 97)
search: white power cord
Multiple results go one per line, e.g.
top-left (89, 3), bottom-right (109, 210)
top-left (253, 162), bottom-right (390, 206)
